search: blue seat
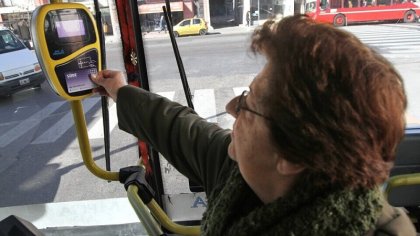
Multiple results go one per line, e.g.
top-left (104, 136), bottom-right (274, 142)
top-left (385, 128), bottom-right (420, 230)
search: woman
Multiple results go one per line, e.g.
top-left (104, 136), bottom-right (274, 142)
top-left (91, 15), bottom-right (415, 235)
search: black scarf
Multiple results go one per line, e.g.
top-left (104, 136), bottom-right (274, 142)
top-left (201, 166), bottom-right (382, 235)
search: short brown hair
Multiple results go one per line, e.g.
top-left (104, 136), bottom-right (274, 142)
top-left (251, 15), bottom-right (407, 189)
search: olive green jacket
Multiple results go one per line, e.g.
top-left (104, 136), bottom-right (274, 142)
top-left (117, 86), bottom-right (234, 193)
top-left (116, 85), bottom-right (416, 235)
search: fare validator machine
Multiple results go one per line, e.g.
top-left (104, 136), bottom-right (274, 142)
top-left (30, 3), bottom-right (120, 181)
top-left (31, 3), bottom-right (100, 100)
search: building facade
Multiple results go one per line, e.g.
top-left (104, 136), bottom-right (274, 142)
top-left (0, 0), bottom-right (301, 40)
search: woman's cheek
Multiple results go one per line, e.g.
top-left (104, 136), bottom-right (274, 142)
top-left (228, 142), bottom-right (236, 161)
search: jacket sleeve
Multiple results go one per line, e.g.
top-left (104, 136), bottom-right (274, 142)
top-left (116, 85), bottom-right (235, 194)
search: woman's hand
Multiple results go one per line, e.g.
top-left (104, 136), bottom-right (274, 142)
top-left (90, 70), bottom-right (128, 102)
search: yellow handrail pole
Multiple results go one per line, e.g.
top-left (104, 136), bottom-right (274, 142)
top-left (147, 199), bottom-right (201, 236)
top-left (127, 185), bottom-right (164, 236)
top-left (70, 100), bottom-right (119, 181)
top-left (384, 173), bottom-right (420, 199)
top-left (135, 162), bottom-right (201, 234)
top-left (127, 185), bottom-right (201, 236)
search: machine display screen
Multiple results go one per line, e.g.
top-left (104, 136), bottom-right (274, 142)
top-left (56, 20), bottom-right (86, 38)
top-left (44, 8), bottom-right (96, 60)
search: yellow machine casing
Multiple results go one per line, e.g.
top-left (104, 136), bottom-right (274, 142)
top-left (31, 3), bottom-right (101, 100)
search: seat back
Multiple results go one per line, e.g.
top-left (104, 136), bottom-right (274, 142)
top-left (386, 129), bottom-right (420, 207)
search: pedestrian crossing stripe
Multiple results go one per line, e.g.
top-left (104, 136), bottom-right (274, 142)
top-left (344, 25), bottom-right (420, 63)
top-left (362, 40), bottom-right (420, 46)
top-left (3, 22), bottom-right (420, 147)
top-left (156, 91), bottom-right (175, 100)
top-left (32, 98), bottom-right (98, 144)
top-left (0, 87), bottom-right (249, 147)
top-left (194, 89), bottom-right (217, 123)
top-left (0, 102), bottom-right (64, 148)
top-left (87, 102), bottom-right (118, 139)
top-left (0, 83), bottom-right (413, 147)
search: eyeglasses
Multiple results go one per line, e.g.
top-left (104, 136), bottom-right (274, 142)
top-left (235, 90), bottom-right (273, 121)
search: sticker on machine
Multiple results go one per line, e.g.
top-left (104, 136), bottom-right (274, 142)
top-left (65, 68), bottom-right (97, 93)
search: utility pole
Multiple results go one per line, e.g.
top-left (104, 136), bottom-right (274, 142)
top-left (257, 0), bottom-right (260, 23)
top-left (243, 0), bottom-right (251, 26)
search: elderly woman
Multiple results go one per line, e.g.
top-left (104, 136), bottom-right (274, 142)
top-left (91, 15), bottom-right (415, 235)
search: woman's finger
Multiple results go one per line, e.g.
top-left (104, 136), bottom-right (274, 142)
top-left (89, 73), bottom-right (101, 85)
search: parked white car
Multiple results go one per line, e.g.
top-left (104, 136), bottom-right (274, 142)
top-left (0, 28), bottom-right (45, 97)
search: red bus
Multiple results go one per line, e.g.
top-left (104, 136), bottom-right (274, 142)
top-left (305, 0), bottom-right (420, 26)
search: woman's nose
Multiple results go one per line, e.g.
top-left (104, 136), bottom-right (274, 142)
top-left (225, 96), bottom-right (238, 118)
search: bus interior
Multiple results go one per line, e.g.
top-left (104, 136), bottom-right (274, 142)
top-left (0, 0), bottom-right (419, 235)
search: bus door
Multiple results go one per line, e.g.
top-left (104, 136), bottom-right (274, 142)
top-left (305, 0), bottom-right (332, 23)
top-left (114, 0), bottom-right (206, 228)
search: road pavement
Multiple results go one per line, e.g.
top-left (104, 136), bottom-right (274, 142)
top-left (105, 24), bottom-right (257, 43)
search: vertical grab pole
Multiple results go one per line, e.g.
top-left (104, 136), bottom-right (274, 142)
top-left (162, 4), bottom-right (194, 109)
top-left (128, 0), bottom-right (165, 208)
top-left (164, 0), bottom-right (173, 24)
top-left (93, 0), bottom-right (111, 172)
top-left (163, 3), bottom-right (203, 192)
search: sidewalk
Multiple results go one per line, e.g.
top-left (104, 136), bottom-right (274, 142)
top-left (105, 25), bottom-right (257, 43)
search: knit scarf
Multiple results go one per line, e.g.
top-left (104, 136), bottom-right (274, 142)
top-left (201, 165), bottom-right (383, 236)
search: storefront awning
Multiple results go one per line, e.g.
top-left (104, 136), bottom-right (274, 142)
top-left (138, 2), bottom-right (183, 14)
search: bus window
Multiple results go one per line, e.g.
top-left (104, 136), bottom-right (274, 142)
top-left (320, 0), bottom-right (330, 9)
top-left (365, 0), bottom-right (377, 5)
top-left (352, 0), bottom-right (361, 7)
top-left (377, 0), bottom-right (392, 5)
top-left (344, 0), bottom-right (351, 8)
top-left (330, 0), bottom-right (342, 8)
top-left (306, 1), bottom-right (317, 12)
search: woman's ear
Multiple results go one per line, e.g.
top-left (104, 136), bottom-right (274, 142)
top-left (276, 157), bottom-right (306, 176)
